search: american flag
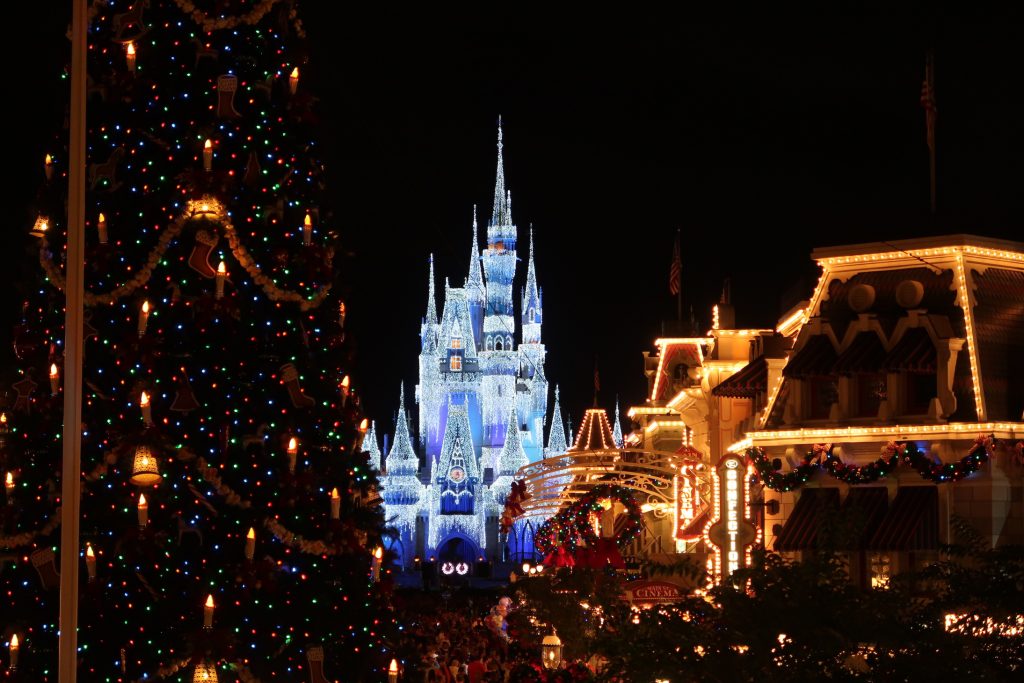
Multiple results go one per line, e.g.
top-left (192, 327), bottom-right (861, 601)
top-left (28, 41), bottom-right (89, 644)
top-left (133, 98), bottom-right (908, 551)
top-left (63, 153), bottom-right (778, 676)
top-left (669, 231), bottom-right (682, 296)
top-left (920, 52), bottom-right (937, 152)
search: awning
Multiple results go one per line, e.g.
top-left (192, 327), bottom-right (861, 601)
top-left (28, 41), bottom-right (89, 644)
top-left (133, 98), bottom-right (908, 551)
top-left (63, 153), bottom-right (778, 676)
top-left (783, 335), bottom-right (839, 379)
top-left (883, 328), bottom-right (937, 373)
top-left (677, 504), bottom-right (711, 542)
top-left (839, 487), bottom-right (888, 549)
top-left (833, 332), bottom-right (887, 375)
top-left (774, 487), bottom-right (840, 551)
top-left (713, 357), bottom-right (768, 398)
top-left (867, 486), bottom-right (938, 551)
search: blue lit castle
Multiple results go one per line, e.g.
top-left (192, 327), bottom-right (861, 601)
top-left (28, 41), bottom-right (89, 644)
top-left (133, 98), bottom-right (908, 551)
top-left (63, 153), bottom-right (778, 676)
top-left (377, 122), bottom-right (567, 567)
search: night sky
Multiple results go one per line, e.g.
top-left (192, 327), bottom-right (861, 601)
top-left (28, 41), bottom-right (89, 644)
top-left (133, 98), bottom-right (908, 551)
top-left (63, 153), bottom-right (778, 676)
top-left (4, 9), bottom-right (1022, 442)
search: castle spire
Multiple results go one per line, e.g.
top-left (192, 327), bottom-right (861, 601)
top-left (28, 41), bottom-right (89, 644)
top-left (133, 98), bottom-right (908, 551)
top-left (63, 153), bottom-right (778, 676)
top-left (466, 205), bottom-right (484, 294)
top-left (363, 420), bottom-right (382, 470)
top-left (386, 383), bottom-right (418, 475)
top-left (612, 397), bottom-right (624, 448)
top-left (523, 225), bottom-right (539, 315)
top-left (497, 406), bottom-right (527, 476)
top-left (426, 254), bottom-right (438, 326)
top-left (490, 117), bottom-right (510, 228)
top-left (545, 385), bottom-right (567, 456)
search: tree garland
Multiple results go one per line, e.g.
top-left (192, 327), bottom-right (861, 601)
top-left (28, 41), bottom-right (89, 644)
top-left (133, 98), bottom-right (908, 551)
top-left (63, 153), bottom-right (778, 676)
top-left (748, 434), bottom-right (999, 492)
top-left (535, 484), bottom-right (643, 556)
top-left (38, 199), bottom-right (332, 310)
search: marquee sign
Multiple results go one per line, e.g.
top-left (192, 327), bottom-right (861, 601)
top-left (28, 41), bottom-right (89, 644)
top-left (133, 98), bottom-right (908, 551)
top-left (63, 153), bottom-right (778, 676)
top-left (625, 580), bottom-right (684, 605)
top-left (675, 463), bottom-right (700, 541)
top-left (704, 453), bottom-right (758, 582)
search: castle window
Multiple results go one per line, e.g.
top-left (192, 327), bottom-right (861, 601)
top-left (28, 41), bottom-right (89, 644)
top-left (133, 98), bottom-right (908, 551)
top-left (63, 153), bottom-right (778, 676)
top-left (528, 306), bottom-right (535, 321)
top-left (451, 337), bottom-right (462, 350)
top-left (486, 336), bottom-right (494, 351)
top-left (495, 337), bottom-right (503, 351)
top-left (450, 355), bottom-right (462, 372)
top-left (506, 336), bottom-right (513, 350)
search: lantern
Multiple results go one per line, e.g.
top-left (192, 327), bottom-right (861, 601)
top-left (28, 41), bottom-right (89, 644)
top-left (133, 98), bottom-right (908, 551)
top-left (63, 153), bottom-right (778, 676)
top-left (131, 445), bottom-right (160, 486)
top-left (541, 629), bottom-right (562, 669)
top-left (193, 660), bottom-right (218, 682)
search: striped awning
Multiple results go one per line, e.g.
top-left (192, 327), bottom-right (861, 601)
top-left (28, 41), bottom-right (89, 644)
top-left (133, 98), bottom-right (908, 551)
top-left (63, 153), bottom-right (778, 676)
top-left (713, 357), bottom-right (768, 398)
top-left (839, 487), bottom-right (888, 549)
top-left (774, 488), bottom-right (840, 551)
top-left (883, 328), bottom-right (937, 373)
top-left (867, 486), bottom-right (938, 551)
top-left (783, 335), bottom-right (838, 379)
top-left (677, 505), bottom-right (711, 542)
top-left (833, 332), bottom-right (887, 375)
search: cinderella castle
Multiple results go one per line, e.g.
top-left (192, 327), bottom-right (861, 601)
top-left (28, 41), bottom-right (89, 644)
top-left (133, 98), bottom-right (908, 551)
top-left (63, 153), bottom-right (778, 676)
top-left (368, 122), bottom-right (569, 568)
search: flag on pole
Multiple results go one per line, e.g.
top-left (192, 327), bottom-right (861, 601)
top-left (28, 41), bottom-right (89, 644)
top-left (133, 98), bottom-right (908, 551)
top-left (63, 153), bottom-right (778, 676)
top-left (920, 51), bottom-right (937, 152)
top-left (669, 232), bottom-right (682, 296)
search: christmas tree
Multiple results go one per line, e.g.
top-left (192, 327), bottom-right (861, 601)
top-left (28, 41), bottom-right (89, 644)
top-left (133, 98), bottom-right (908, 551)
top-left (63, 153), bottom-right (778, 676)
top-left (2, 1), bottom-right (393, 680)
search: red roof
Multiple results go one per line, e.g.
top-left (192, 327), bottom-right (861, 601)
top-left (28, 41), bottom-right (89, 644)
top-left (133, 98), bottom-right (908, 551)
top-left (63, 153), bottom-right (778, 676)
top-left (712, 357), bottom-right (768, 398)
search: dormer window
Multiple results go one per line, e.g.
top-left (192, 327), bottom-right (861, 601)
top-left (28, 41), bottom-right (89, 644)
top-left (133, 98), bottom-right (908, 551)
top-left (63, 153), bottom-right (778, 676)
top-left (451, 337), bottom-right (462, 350)
top-left (450, 355), bottom-right (462, 372)
top-left (449, 334), bottom-right (463, 371)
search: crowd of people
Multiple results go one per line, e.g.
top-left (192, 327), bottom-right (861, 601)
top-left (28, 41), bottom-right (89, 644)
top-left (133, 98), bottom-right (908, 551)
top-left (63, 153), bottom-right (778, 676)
top-left (389, 589), bottom-right (593, 682)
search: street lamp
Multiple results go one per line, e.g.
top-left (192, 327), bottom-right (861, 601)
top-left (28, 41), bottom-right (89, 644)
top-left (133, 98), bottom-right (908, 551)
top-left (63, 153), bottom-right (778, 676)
top-left (522, 561), bottom-right (531, 575)
top-left (541, 629), bottom-right (562, 670)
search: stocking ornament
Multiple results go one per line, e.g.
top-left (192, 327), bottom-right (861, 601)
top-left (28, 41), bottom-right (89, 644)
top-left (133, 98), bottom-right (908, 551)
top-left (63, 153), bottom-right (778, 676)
top-left (306, 646), bottom-right (328, 683)
top-left (31, 547), bottom-right (59, 590)
top-left (243, 151), bottom-right (261, 187)
top-left (189, 230), bottom-right (219, 278)
top-left (280, 363), bottom-right (314, 408)
top-left (216, 75), bottom-right (241, 119)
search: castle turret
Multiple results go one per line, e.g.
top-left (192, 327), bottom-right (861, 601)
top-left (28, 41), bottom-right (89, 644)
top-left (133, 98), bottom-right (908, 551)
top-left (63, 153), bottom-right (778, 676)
top-left (545, 386), bottom-right (568, 457)
top-left (363, 420), bottom-right (382, 471)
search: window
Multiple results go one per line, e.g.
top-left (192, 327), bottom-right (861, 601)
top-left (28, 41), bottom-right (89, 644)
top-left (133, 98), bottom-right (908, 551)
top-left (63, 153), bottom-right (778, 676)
top-left (870, 553), bottom-right (891, 589)
top-left (809, 378), bottom-right (838, 419)
top-left (450, 355), bottom-right (462, 372)
top-left (506, 336), bottom-right (513, 350)
top-left (486, 336), bottom-right (493, 351)
top-left (451, 337), bottom-right (462, 350)
top-left (857, 373), bottom-right (886, 418)
top-left (906, 373), bottom-right (935, 415)
top-left (495, 337), bottom-right (503, 351)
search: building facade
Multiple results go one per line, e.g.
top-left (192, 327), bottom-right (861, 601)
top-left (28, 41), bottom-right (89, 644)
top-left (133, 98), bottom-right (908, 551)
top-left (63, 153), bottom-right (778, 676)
top-left (377, 123), bottom-right (566, 567)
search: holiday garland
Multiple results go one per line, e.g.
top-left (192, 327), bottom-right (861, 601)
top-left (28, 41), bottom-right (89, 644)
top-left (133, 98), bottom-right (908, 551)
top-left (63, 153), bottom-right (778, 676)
top-left (749, 434), bottom-right (1000, 492)
top-left (39, 201), bottom-right (333, 310)
top-left (535, 484), bottom-right (643, 556)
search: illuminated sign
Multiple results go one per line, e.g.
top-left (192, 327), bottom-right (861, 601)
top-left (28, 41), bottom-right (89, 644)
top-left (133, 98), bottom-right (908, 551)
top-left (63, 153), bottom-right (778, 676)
top-left (626, 580), bottom-right (684, 605)
top-left (675, 464), bottom-right (700, 541)
top-left (704, 454), bottom-right (757, 582)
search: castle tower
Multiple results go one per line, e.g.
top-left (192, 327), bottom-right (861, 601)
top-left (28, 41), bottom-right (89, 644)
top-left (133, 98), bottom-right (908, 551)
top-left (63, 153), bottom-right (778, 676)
top-left (479, 118), bottom-right (519, 471)
top-left (518, 227), bottom-right (548, 459)
top-left (381, 385), bottom-right (424, 563)
top-left (363, 420), bottom-right (382, 471)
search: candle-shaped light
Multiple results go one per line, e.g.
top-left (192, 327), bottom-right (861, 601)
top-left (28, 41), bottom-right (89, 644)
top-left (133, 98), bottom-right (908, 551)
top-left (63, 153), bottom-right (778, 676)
top-left (44, 154), bottom-right (54, 181)
top-left (203, 594), bottom-right (215, 629)
top-left (137, 492), bottom-right (148, 529)
top-left (245, 527), bottom-right (256, 561)
top-left (5, 472), bottom-right (13, 501)
top-left (215, 261), bottom-right (226, 300)
top-left (338, 301), bottom-right (346, 329)
top-left (9, 634), bottom-right (18, 671)
top-left (85, 543), bottom-right (97, 581)
top-left (372, 546), bottom-right (382, 583)
top-left (126, 41), bottom-right (136, 72)
top-left (138, 300), bottom-right (150, 337)
top-left (49, 363), bottom-right (59, 395)
top-left (340, 375), bottom-right (350, 406)
top-left (330, 487), bottom-right (340, 520)
top-left (287, 436), bottom-right (298, 473)
top-left (359, 418), bottom-right (369, 433)
top-left (388, 658), bottom-right (399, 683)
top-left (289, 67), bottom-right (299, 95)
top-left (303, 212), bottom-right (312, 246)
top-left (203, 139), bottom-right (213, 172)
top-left (97, 212), bottom-right (109, 244)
